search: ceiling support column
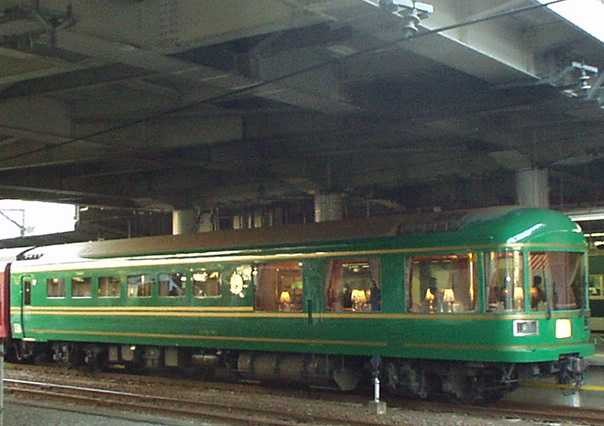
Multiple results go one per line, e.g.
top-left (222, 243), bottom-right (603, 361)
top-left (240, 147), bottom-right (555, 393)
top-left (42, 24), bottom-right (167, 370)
top-left (172, 209), bottom-right (197, 235)
top-left (516, 168), bottom-right (549, 208)
top-left (198, 211), bottom-right (215, 233)
top-left (314, 192), bottom-right (344, 223)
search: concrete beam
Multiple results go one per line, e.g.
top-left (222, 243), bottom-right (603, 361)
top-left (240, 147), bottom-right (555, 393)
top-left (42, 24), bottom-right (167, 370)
top-left (74, 115), bottom-right (243, 151)
top-left (307, 0), bottom-right (560, 84)
top-left (53, 28), bottom-right (355, 113)
top-left (0, 64), bottom-right (150, 99)
top-left (0, 97), bottom-right (71, 137)
top-left (67, 83), bottom-right (226, 122)
top-left (0, 18), bottom-right (44, 36)
top-left (0, 183), bottom-right (138, 207)
top-left (410, 0), bottom-right (539, 82)
top-left (0, 46), bottom-right (94, 85)
top-left (33, 0), bottom-right (324, 52)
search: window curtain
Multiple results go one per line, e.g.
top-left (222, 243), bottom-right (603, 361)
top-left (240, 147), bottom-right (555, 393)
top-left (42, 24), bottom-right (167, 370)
top-left (369, 258), bottom-right (380, 284)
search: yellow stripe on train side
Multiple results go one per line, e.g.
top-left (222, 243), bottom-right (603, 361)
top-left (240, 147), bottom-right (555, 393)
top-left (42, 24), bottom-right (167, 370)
top-left (17, 306), bottom-right (254, 312)
top-left (23, 328), bottom-right (584, 353)
top-left (524, 381), bottom-right (604, 392)
top-left (10, 306), bottom-right (582, 321)
top-left (28, 328), bottom-right (387, 347)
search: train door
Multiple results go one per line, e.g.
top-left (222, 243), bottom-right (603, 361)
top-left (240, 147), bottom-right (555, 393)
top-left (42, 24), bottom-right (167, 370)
top-left (20, 275), bottom-right (32, 336)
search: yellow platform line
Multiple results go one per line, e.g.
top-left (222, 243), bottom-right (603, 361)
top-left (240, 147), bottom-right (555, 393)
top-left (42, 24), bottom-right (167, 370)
top-left (524, 381), bottom-right (604, 392)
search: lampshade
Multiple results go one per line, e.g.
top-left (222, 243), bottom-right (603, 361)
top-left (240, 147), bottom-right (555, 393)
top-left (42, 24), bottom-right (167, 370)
top-left (351, 289), bottom-right (367, 304)
top-left (514, 286), bottom-right (524, 300)
top-left (279, 291), bottom-right (291, 304)
top-left (443, 288), bottom-right (455, 303)
top-left (425, 288), bottom-right (435, 302)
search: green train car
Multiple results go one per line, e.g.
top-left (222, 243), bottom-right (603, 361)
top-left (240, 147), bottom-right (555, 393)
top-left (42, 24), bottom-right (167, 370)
top-left (588, 251), bottom-right (604, 333)
top-left (0, 207), bottom-right (594, 402)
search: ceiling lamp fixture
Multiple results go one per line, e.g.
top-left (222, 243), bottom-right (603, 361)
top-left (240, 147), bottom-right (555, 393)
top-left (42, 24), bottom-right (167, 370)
top-left (567, 208), bottom-right (604, 222)
top-left (378, 0), bottom-right (434, 38)
top-left (580, 68), bottom-right (592, 92)
top-left (556, 62), bottom-right (599, 99)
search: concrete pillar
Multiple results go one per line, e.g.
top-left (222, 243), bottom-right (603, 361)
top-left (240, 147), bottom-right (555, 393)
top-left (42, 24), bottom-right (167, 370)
top-left (198, 211), bottom-right (214, 233)
top-left (314, 193), bottom-right (344, 223)
top-left (172, 209), bottom-right (197, 235)
top-left (516, 168), bottom-right (549, 208)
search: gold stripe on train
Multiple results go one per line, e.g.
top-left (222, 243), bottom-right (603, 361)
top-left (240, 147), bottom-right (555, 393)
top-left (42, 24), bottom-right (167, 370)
top-left (11, 308), bottom-right (580, 320)
top-left (16, 306), bottom-right (254, 312)
top-left (28, 328), bottom-right (387, 347)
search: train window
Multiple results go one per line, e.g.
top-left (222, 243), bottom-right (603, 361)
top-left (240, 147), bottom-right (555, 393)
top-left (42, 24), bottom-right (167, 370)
top-left (47, 278), bottom-right (65, 298)
top-left (326, 258), bottom-right (381, 312)
top-left (485, 251), bottom-right (524, 312)
top-left (98, 276), bottom-right (121, 298)
top-left (529, 253), bottom-right (548, 311)
top-left (158, 272), bottom-right (186, 297)
top-left (127, 274), bottom-right (154, 298)
top-left (407, 254), bottom-right (476, 313)
top-left (192, 270), bottom-right (221, 298)
top-left (72, 277), bottom-right (92, 298)
top-left (256, 261), bottom-right (303, 312)
top-left (530, 252), bottom-right (584, 310)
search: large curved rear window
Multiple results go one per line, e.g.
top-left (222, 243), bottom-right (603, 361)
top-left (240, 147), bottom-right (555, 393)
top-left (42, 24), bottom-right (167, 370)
top-left (485, 251), bottom-right (524, 312)
top-left (530, 252), bottom-right (584, 310)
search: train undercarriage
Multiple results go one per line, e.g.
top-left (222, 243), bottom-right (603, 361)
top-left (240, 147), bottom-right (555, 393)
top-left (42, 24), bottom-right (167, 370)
top-left (6, 340), bottom-right (585, 403)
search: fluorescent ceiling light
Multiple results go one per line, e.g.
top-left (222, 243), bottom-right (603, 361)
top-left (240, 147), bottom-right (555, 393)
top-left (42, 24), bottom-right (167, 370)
top-left (538, 0), bottom-right (604, 43)
top-left (568, 212), bottom-right (604, 221)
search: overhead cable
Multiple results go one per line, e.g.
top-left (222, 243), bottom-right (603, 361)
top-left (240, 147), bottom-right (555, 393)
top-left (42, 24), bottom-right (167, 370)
top-left (0, 0), bottom-right (568, 163)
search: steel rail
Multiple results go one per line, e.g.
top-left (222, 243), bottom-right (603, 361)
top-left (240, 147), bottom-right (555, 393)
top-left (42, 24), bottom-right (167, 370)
top-left (4, 378), bottom-right (385, 426)
top-left (5, 366), bottom-right (604, 425)
top-left (474, 401), bottom-right (604, 425)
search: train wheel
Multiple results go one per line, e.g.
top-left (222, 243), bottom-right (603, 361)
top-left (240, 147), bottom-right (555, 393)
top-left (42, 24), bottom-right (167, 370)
top-left (13, 341), bottom-right (34, 363)
top-left (83, 345), bottom-right (107, 371)
top-left (460, 373), bottom-right (505, 404)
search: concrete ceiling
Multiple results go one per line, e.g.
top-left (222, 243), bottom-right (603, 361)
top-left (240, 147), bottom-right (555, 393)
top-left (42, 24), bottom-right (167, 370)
top-left (0, 0), bottom-right (603, 215)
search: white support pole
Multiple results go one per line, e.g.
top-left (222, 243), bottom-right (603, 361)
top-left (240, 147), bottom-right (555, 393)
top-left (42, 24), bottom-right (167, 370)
top-left (516, 168), bottom-right (549, 208)
top-left (198, 211), bottom-right (214, 233)
top-left (314, 193), bottom-right (344, 223)
top-left (373, 375), bottom-right (380, 403)
top-left (172, 209), bottom-right (197, 235)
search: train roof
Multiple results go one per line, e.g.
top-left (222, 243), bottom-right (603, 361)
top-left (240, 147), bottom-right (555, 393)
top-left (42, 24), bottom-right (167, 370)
top-left (9, 206), bottom-right (585, 272)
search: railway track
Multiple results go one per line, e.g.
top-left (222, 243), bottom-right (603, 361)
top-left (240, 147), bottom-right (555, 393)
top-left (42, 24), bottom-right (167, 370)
top-left (4, 378), bottom-right (386, 426)
top-left (4, 364), bottom-right (604, 425)
top-left (489, 401), bottom-right (604, 425)
top-left (399, 399), bottom-right (604, 426)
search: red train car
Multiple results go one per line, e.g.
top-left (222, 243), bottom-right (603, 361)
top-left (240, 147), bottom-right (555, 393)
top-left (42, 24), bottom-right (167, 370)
top-left (0, 248), bottom-right (33, 340)
top-left (0, 263), bottom-right (9, 339)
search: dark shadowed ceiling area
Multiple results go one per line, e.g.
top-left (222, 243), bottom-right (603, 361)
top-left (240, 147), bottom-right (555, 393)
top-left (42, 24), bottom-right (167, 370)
top-left (0, 0), bottom-right (604, 235)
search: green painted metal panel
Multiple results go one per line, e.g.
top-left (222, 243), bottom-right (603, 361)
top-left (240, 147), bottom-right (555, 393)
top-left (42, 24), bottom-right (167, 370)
top-left (16, 312), bottom-right (593, 362)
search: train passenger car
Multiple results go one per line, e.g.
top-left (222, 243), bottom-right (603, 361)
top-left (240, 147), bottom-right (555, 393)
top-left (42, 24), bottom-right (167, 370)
top-left (2, 207), bottom-right (594, 402)
top-left (588, 251), bottom-right (604, 334)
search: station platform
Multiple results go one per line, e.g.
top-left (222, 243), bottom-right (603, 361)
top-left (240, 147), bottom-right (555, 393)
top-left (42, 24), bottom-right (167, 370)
top-left (588, 342), bottom-right (604, 367)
